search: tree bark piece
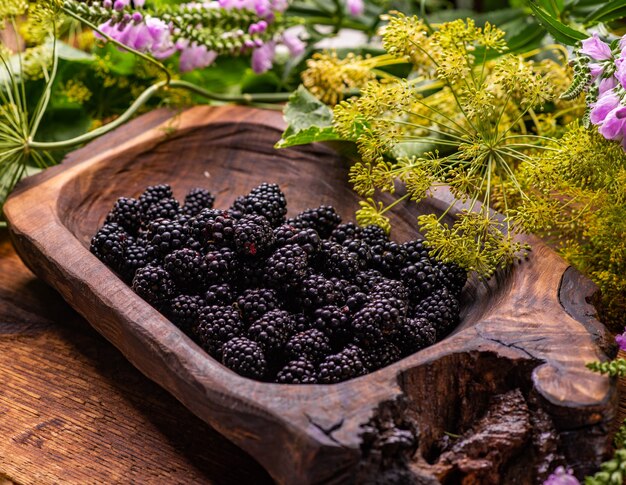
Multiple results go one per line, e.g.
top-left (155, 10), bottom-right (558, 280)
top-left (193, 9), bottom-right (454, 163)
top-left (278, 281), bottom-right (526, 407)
top-left (4, 105), bottom-right (617, 484)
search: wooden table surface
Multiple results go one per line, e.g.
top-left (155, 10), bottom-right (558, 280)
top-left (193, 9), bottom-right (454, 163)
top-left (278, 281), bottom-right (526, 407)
top-left (0, 109), bottom-right (623, 484)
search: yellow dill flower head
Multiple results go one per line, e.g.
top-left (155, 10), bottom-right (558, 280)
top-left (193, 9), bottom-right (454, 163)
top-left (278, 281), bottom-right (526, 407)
top-left (301, 51), bottom-right (375, 105)
top-left (21, 44), bottom-right (53, 80)
top-left (380, 12), bottom-right (433, 74)
top-left (62, 80), bottom-right (92, 104)
top-left (0, 0), bottom-right (28, 20)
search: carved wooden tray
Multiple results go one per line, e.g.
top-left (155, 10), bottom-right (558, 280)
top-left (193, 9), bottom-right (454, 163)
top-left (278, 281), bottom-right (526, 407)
top-left (4, 106), bottom-right (617, 484)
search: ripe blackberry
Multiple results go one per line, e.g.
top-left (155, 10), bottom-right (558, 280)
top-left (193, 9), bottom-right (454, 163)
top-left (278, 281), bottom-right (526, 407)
top-left (144, 197), bottom-right (180, 224)
top-left (328, 277), bottom-right (360, 303)
top-left (145, 218), bottom-right (188, 260)
top-left (412, 287), bottom-right (460, 339)
top-left (400, 257), bottom-right (438, 301)
top-left (241, 183), bottom-right (288, 227)
top-left (90, 222), bottom-right (132, 271)
top-left (194, 305), bottom-right (245, 357)
top-left (284, 329), bottom-right (331, 363)
top-left (330, 223), bottom-right (362, 244)
top-left (369, 278), bottom-right (409, 303)
top-left (342, 239), bottom-right (372, 269)
top-left (228, 196), bottom-right (248, 219)
top-left (204, 247), bottom-right (238, 283)
top-left (293, 312), bottom-right (314, 333)
top-left (105, 197), bottom-right (142, 235)
top-left (233, 214), bottom-right (275, 257)
top-left (138, 184), bottom-right (173, 215)
top-left (361, 341), bottom-right (401, 371)
top-left (236, 288), bottom-right (280, 323)
top-left (345, 291), bottom-right (369, 313)
top-left (393, 317), bottom-right (436, 355)
top-left (354, 269), bottom-right (385, 293)
top-left (183, 188), bottom-right (215, 216)
top-left (371, 242), bottom-right (408, 276)
top-left (352, 299), bottom-right (404, 349)
top-left (235, 258), bottom-right (267, 290)
top-left (131, 264), bottom-right (176, 309)
top-left (221, 337), bottom-right (267, 379)
top-left (435, 261), bottom-right (468, 298)
top-left (120, 243), bottom-right (148, 282)
top-left (297, 273), bottom-right (340, 310)
top-left (357, 224), bottom-right (388, 246)
top-left (276, 358), bottom-right (317, 384)
top-left (315, 241), bottom-right (360, 279)
top-left (167, 294), bottom-right (203, 334)
top-left (247, 309), bottom-right (295, 354)
top-left (312, 305), bottom-right (352, 346)
top-left (318, 345), bottom-right (366, 383)
top-left (286, 205), bottom-right (341, 238)
top-left (273, 225), bottom-right (322, 256)
top-left (186, 209), bottom-right (235, 248)
top-left (204, 283), bottom-right (235, 306)
top-left (164, 248), bottom-right (206, 290)
top-left (265, 244), bottom-right (308, 287)
top-left (403, 239), bottom-right (430, 263)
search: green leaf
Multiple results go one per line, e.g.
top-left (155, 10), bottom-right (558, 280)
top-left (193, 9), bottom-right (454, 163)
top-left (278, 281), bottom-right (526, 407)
top-left (529, 2), bottom-right (587, 45)
top-left (584, 0), bottom-right (626, 24)
top-left (536, 0), bottom-right (563, 16)
top-left (275, 85), bottom-right (341, 148)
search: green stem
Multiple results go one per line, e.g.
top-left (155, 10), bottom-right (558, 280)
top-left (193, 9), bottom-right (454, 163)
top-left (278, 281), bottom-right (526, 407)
top-left (169, 80), bottom-right (291, 103)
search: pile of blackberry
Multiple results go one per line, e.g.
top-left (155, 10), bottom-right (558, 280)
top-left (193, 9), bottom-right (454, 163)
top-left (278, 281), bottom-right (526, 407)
top-left (91, 183), bottom-right (467, 384)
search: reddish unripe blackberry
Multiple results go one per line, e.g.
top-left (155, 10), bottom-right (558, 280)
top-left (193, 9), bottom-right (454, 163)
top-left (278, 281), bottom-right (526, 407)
top-left (284, 329), bottom-right (331, 363)
top-left (247, 309), bottom-right (295, 354)
top-left (195, 305), bottom-right (245, 357)
top-left (204, 283), bottom-right (235, 306)
top-left (286, 205), bottom-right (341, 238)
top-left (131, 264), bottom-right (176, 309)
top-left (403, 239), bottom-right (430, 263)
top-left (412, 287), bottom-right (460, 338)
top-left (105, 197), bottom-right (142, 235)
top-left (312, 305), bottom-right (352, 346)
top-left (186, 208), bottom-right (235, 248)
top-left (265, 244), bottom-right (308, 287)
top-left (352, 299), bottom-right (404, 349)
top-left (146, 218), bottom-right (188, 260)
top-left (297, 273), bottom-right (341, 310)
top-left (204, 247), bottom-right (238, 283)
top-left (357, 224), bottom-right (388, 246)
top-left (371, 241), bottom-right (408, 276)
top-left (317, 345), bottom-right (366, 384)
top-left (400, 257), bottom-right (437, 301)
top-left (342, 239), bottom-right (372, 269)
top-left (236, 288), bottom-right (280, 323)
top-left (240, 183), bottom-right (288, 228)
top-left (233, 214), bottom-right (275, 257)
top-left (167, 294), bottom-right (203, 334)
top-left (361, 342), bottom-right (402, 371)
top-left (393, 317), bottom-right (436, 355)
top-left (164, 248), bottom-right (206, 290)
top-left (121, 244), bottom-right (148, 282)
top-left (183, 188), bottom-right (215, 216)
top-left (315, 241), bottom-right (360, 279)
top-left (330, 223), bottom-right (362, 244)
top-left (144, 197), bottom-right (180, 224)
top-left (138, 184), bottom-right (173, 215)
top-left (90, 222), bottom-right (132, 271)
top-left (276, 358), bottom-right (317, 384)
top-left (221, 337), bottom-right (267, 379)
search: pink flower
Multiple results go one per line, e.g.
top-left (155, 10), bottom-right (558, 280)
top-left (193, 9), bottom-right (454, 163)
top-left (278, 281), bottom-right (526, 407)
top-left (590, 90), bottom-right (620, 125)
top-left (543, 466), bottom-right (580, 485)
top-left (346, 0), bottom-right (364, 16)
top-left (281, 31), bottom-right (305, 57)
top-left (178, 42), bottom-right (217, 72)
top-left (616, 332), bottom-right (626, 351)
top-left (251, 41), bottom-right (275, 73)
top-left (599, 75), bottom-right (617, 96)
top-left (581, 34), bottom-right (612, 61)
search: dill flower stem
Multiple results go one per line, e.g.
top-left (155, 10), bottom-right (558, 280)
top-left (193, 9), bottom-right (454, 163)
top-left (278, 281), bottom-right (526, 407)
top-left (29, 29), bottom-right (58, 137)
top-left (379, 193), bottom-right (411, 214)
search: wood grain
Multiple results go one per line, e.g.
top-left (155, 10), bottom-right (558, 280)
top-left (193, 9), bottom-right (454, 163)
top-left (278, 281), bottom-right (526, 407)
top-left (3, 105), bottom-right (618, 484)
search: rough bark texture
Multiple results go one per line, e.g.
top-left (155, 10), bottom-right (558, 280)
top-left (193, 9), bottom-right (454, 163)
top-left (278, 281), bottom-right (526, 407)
top-left (4, 105), bottom-right (617, 484)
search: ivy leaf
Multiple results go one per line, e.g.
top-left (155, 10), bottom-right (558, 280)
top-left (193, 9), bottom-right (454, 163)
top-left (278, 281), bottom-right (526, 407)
top-left (528, 2), bottom-right (587, 45)
top-left (275, 86), bottom-right (341, 148)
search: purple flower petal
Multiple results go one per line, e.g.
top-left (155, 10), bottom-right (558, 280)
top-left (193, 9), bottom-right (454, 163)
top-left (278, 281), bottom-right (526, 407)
top-left (616, 333), bottom-right (626, 351)
top-left (581, 33), bottom-right (612, 61)
top-left (543, 466), bottom-right (580, 485)
top-left (347, 0), bottom-right (364, 16)
top-left (282, 31), bottom-right (305, 57)
top-left (599, 75), bottom-right (617, 96)
top-left (590, 90), bottom-right (620, 126)
top-left (251, 41), bottom-right (275, 73)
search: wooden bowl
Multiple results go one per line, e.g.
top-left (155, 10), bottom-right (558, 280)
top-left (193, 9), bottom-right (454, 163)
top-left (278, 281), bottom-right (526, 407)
top-left (4, 106), bottom-right (617, 484)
